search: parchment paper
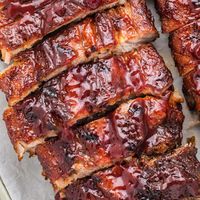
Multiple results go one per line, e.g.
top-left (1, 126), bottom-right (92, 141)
top-left (0, 1), bottom-right (199, 200)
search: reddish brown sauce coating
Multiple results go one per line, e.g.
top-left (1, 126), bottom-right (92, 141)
top-left (0, 0), bottom-right (117, 50)
top-left (170, 20), bottom-right (200, 111)
top-left (156, 0), bottom-right (200, 32)
top-left (56, 146), bottom-right (200, 200)
top-left (137, 146), bottom-right (200, 199)
top-left (5, 45), bottom-right (173, 147)
top-left (0, 0), bottom-right (158, 106)
top-left (183, 65), bottom-right (200, 110)
top-left (36, 97), bottom-right (183, 190)
top-left (5, 0), bottom-right (54, 19)
top-left (0, 0), bottom-right (58, 28)
top-left (1, 0), bottom-right (104, 19)
top-left (170, 20), bottom-right (199, 75)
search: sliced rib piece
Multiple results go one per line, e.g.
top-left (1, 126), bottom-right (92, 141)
top-left (0, 0), bottom-right (158, 105)
top-left (183, 67), bottom-right (200, 111)
top-left (36, 96), bottom-right (184, 192)
top-left (56, 145), bottom-right (200, 200)
top-left (3, 44), bottom-right (174, 159)
top-left (155, 0), bottom-right (200, 33)
top-left (170, 20), bottom-right (200, 76)
top-left (0, 0), bottom-right (55, 28)
top-left (170, 20), bottom-right (200, 111)
top-left (0, 0), bottom-right (126, 63)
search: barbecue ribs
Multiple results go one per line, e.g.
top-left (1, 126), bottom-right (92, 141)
top-left (0, 0), bottom-right (158, 106)
top-left (36, 96), bottom-right (183, 191)
top-left (3, 44), bottom-right (173, 159)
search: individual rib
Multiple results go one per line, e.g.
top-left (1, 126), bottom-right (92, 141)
top-left (170, 20), bottom-right (200, 111)
top-left (3, 44), bottom-right (173, 159)
top-left (36, 96), bottom-right (184, 192)
top-left (55, 145), bottom-right (200, 200)
top-left (0, 0), bottom-right (126, 63)
top-left (0, 0), bottom-right (158, 106)
top-left (155, 0), bottom-right (200, 33)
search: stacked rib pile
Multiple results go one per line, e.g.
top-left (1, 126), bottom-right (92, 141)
top-left (156, 0), bottom-right (200, 113)
top-left (0, 0), bottom-right (200, 199)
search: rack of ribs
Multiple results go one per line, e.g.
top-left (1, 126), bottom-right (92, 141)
top-left (55, 144), bottom-right (199, 200)
top-left (0, 0), bottom-right (126, 63)
top-left (0, 0), bottom-right (158, 106)
top-left (36, 95), bottom-right (184, 192)
top-left (170, 20), bottom-right (200, 112)
top-left (155, 0), bottom-right (200, 33)
top-left (3, 44), bottom-right (175, 160)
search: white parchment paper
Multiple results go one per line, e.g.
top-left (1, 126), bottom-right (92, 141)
top-left (0, 1), bottom-right (199, 200)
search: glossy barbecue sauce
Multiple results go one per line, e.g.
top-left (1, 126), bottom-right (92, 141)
top-left (187, 22), bottom-right (200, 94)
top-left (37, 96), bottom-right (184, 190)
top-left (4, 0), bottom-right (103, 19)
top-left (4, 0), bottom-right (53, 19)
top-left (56, 147), bottom-right (200, 200)
top-left (14, 46), bottom-right (172, 140)
top-left (44, 99), bottom-right (150, 178)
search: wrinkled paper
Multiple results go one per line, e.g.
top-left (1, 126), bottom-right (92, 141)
top-left (0, 1), bottom-right (199, 200)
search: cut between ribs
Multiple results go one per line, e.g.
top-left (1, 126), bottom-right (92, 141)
top-left (36, 95), bottom-right (184, 192)
top-left (3, 44), bottom-right (174, 160)
top-left (155, 0), bottom-right (200, 33)
top-left (55, 144), bottom-right (200, 200)
top-left (0, 0), bottom-right (126, 63)
top-left (170, 20), bottom-right (200, 112)
top-left (0, 0), bottom-right (158, 106)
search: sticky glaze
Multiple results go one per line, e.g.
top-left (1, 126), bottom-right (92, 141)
top-left (157, 0), bottom-right (200, 32)
top-left (170, 20), bottom-right (200, 111)
top-left (4, 44), bottom-right (173, 148)
top-left (56, 146), bottom-right (200, 200)
top-left (36, 97), bottom-right (183, 191)
top-left (5, 0), bottom-right (54, 19)
top-left (0, 0), bottom-right (118, 52)
top-left (0, 0), bottom-right (158, 106)
top-left (170, 20), bottom-right (200, 75)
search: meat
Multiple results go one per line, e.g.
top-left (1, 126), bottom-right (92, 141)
top-left (0, 0), bottom-right (54, 28)
top-left (36, 96), bottom-right (184, 192)
top-left (183, 67), bottom-right (200, 111)
top-left (156, 0), bottom-right (200, 113)
top-left (55, 144), bottom-right (200, 200)
top-left (3, 44), bottom-right (174, 160)
top-left (0, 0), bottom-right (41, 10)
top-left (0, 0), bottom-right (158, 106)
top-left (170, 20), bottom-right (200, 111)
top-left (0, 0), bottom-right (126, 63)
top-left (155, 0), bottom-right (200, 33)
